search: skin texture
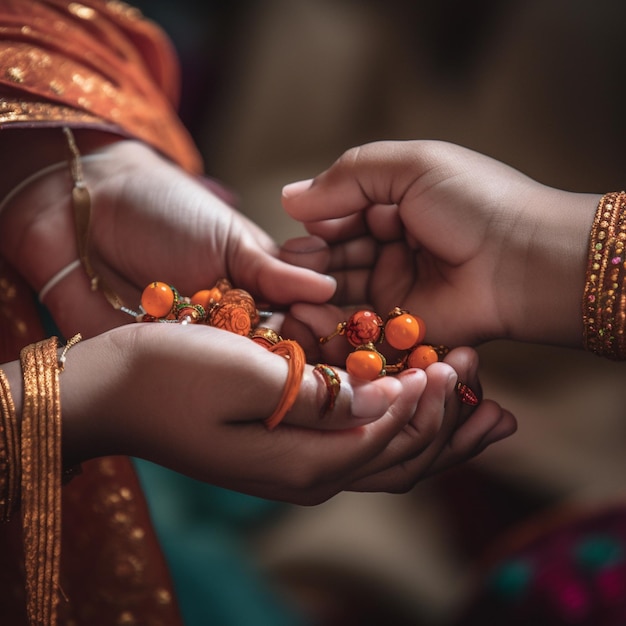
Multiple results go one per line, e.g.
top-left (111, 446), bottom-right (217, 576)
top-left (0, 133), bottom-right (516, 503)
top-left (2, 323), bottom-right (514, 505)
top-left (0, 136), bottom-right (336, 339)
top-left (280, 140), bottom-right (599, 357)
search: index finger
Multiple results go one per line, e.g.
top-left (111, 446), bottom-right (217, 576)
top-left (281, 140), bottom-right (434, 222)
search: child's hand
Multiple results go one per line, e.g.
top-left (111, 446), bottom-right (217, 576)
top-left (281, 140), bottom-right (598, 349)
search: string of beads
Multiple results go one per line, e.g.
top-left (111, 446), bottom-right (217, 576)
top-left (319, 307), bottom-right (478, 405)
top-left (132, 280), bottom-right (478, 406)
top-left (134, 279), bottom-right (304, 429)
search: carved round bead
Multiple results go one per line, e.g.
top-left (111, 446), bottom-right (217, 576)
top-left (344, 310), bottom-right (384, 347)
top-left (221, 288), bottom-right (260, 327)
top-left (209, 303), bottom-right (252, 336)
top-left (141, 281), bottom-right (176, 318)
top-left (346, 347), bottom-right (385, 380)
top-left (407, 344), bottom-right (439, 370)
top-left (385, 312), bottom-right (425, 350)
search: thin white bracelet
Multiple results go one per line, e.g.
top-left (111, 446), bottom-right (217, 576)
top-left (0, 153), bottom-right (110, 218)
top-left (38, 259), bottom-right (82, 303)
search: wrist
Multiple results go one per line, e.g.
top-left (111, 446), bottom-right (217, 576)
top-left (503, 188), bottom-right (599, 348)
top-left (0, 127), bottom-right (121, 204)
top-left (57, 332), bottom-right (125, 466)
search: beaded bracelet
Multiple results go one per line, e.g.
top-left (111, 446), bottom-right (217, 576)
top-left (320, 307), bottom-right (443, 379)
top-left (320, 308), bottom-right (478, 405)
top-left (134, 280), bottom-right (306, 429)
top-left (582, 191), bottom-right (626, 359)
top-left (133, 279), bottom-right (479, 414)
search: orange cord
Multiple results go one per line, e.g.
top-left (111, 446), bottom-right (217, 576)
top-left (264, 340), bottom-right (305, 430)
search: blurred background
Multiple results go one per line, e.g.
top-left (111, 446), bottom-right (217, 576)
top-left (131, 1), bottom-right (626, 624)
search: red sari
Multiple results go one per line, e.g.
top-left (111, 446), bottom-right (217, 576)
top-left (0, 2), bottom-right (203, 623)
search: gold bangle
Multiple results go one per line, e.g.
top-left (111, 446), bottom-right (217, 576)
top-left (0, 369), bottom-right (19, 522)
top-left (20, 337), bottom-right (63, 625)
top-left (583, 191), bottom-right (626, 358)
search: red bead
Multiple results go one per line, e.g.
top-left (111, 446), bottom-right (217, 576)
top-left (456, 382), bottom-right (479, 406)
top-left (406, 344), bottom-right (438, 369)
top-left (141, 282), bottom-right (175, 318)
top-left (346, 347), bottom-right (385, 380)
top-left (344, 310), bottom-right (383, 347)
top-left (385, 313), bottom-right (424, 350)
top-left (176, 304), bottom-right (204, 323)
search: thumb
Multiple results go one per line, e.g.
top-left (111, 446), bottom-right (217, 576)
top-left (283, 365), bottom-right (426, 431)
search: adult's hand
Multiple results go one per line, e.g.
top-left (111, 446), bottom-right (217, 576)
top-left (0, 323), bottom-right (515, 505)
top-left (0, 134), bottom-right (335, 339)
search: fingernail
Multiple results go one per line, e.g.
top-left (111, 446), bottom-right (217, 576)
top-left (446, 372), bottom-right (458, 396)
top-left (323, 274), bottom-right (337, 290)
top-left (280, 235), bottom-right (328, 254)
top-left (282, 179), bottom-right (313, 198)
top-left (351, 377), bottom-right (402, 419)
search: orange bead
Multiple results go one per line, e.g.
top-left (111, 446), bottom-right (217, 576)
top-left (407, 344), bottom-right (439, 370)
top-left (191, 287), bottom-right (222, 309)
top-left (412, 315), bottom-right (427, 344)
top-left (221, 288), bottom-right (260, 327)
top-left (346, 348), bottom-right (385, 380)
top-left (385, 313), bottom-right (423, 350)
top-left (141, 281), bottom-right (175, 318)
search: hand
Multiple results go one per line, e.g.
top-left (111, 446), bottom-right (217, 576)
top-left (0, 135), bottom-right (336, 339)
top-left (3, 323), bottom-right (514, 505)
top-left (280, 140), bottom-right (599, 349)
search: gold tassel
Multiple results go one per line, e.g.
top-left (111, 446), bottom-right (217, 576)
top-left (63, 127), bottom-right (124, 310)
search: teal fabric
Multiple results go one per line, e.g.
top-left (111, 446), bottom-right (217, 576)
top-left (134, 459), bottom-right (309, 626)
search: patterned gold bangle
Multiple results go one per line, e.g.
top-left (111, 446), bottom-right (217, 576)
top-left (582, 191), bottom-right (626, 358)
top-left (0, 369), bottom-right (19, 522)
top-left (313, 364), bottom-right (341, 418)
top-left (20, 337), bottom-right (63, 626)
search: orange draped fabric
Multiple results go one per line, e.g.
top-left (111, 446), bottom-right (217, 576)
top-left (0, 0), bottom-right (202, 174)
top-left (0, 1), bottom-right (205, 624)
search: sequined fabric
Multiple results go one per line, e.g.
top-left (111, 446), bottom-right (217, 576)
top-left (0, 0), bottom-right (202, 174)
